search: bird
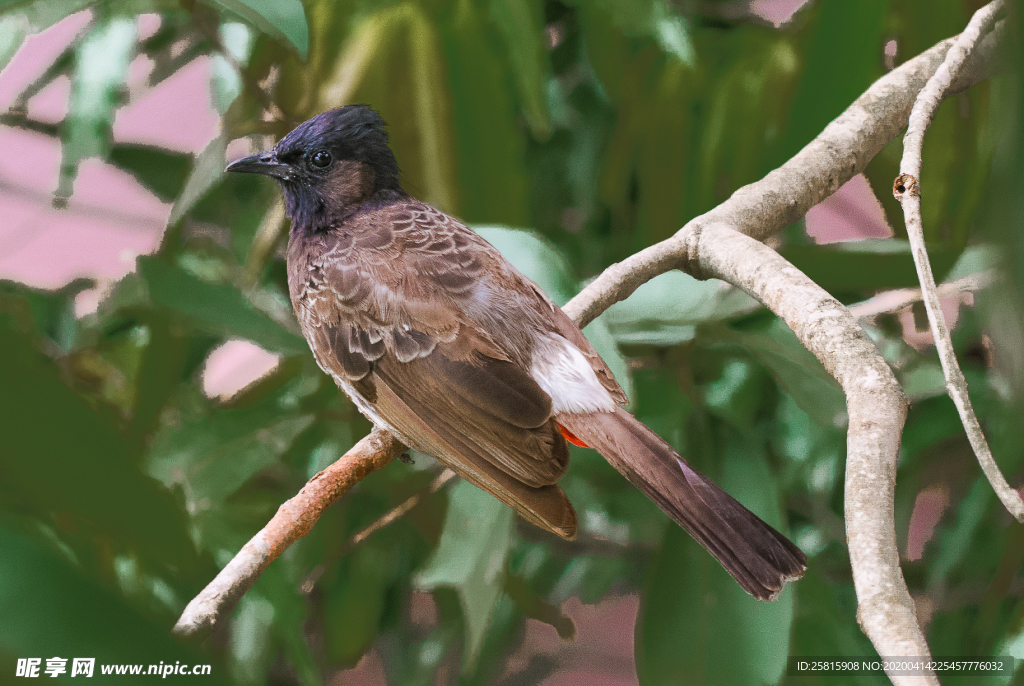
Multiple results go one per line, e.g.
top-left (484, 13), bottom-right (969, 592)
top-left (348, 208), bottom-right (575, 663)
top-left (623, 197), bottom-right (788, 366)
top-left (226, 104), bottom-right (806, 600)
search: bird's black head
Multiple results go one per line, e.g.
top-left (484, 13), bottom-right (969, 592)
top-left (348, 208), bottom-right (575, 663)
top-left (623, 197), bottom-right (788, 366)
top-left (225, 105), bottom-right (404, 230)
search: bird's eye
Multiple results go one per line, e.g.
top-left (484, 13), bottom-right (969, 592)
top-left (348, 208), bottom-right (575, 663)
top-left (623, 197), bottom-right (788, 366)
top-left (310, 150), bottom-right (333, 169)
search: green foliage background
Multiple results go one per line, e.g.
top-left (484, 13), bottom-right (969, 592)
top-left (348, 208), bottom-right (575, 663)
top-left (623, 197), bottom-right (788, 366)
top-left (1, 0), bottom-right (1023, 684)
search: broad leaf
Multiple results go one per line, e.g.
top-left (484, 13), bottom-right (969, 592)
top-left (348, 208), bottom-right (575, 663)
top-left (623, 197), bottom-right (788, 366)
top-left (415, 481), bottom-right (516, 672)
top-left (139, 257), bottom-right (307, 355)
top-left (203, 0), bottom-right (308, 58)
top-left (57, 16), bottom-right (136, 199)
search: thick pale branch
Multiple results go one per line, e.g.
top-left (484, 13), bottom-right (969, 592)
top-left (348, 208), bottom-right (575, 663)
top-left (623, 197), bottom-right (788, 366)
top-left (694, 224), bottom-right (928, 685)
top-left (894, 0), bottom-right (1024, 523)
top-left (172, 428), bottom-right (405, 638)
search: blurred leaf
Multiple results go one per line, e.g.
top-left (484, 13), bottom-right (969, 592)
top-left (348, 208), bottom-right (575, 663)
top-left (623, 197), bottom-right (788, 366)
top-left (780, 239), bottom-right (962, 293)
top-left (57, 16), bottom-right (136, 200)
top-left (407, 4), bottom-right (459, 213)
top-left (589, 0), bottom-right (694, 65)
top-left (779, 0), bottom-right (888, 161)
top-left (928, 477), bottom-right (993, 587)
top-left (0, 14), bottom-right (25, 71)
top-left (0, 278), bottom-right (90, 351)
top-left (636, 429), bottom-right (794, 686)
top-left (139, 256), bottom-right (307, 355)
top-left (0, 314), bottom-right (200, 575)
top-left (440, 0), bottom-right (530, 225)
top-left (3, 0), bottom-right (93, 33)
top-left (211, 21), bottom-right (254, 114)
top-left (487, 0), bottom-right (552, 139)
top-left (415, 481), bottom-right (515, 673)
top-left (0, 526), bottom-right (224, 684)
top-left (204, 0), bottom-right (308, 59)
top-left (603, 271), bottom-right (760, 347)
top-left (109, 144), bottom-right (191, 203)
top-left (168, 134), bottom-right (227, 225)
top-left (504, 572), bottom-right (575, 639)
top-left (720, 321), bottom-right (846, 429)
top-left (324, 544), bottom-right (395, 666)
top-left (229, 594), bottom-right (276, 685)
top-left (789, 567), bottom-right (888, 684)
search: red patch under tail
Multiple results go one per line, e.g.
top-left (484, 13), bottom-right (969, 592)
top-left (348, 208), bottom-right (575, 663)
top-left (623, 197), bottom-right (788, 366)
top-left (557, 423), bottom-right (589, 448)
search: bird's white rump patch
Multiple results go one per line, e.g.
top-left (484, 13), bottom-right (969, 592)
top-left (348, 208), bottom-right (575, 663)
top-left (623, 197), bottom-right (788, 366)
top-left (530, 335), bottom-right (617, 413)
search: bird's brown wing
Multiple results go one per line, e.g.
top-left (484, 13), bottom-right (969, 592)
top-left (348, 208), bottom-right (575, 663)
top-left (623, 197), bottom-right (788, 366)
top-left (292, 200), bottom-right (577, 537)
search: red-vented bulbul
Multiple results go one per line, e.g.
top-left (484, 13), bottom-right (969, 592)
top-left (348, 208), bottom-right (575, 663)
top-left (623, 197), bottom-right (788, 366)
top-left (226, 105), bottom-right (806, 600)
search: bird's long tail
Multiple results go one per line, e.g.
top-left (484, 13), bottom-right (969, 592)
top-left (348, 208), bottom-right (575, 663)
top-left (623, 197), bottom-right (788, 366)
top-left (556, 407), bottom-right (806, 600)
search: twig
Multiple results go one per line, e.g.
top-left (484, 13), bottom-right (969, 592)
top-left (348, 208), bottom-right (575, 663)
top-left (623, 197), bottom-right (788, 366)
top-left (299, 467), bottom-right (458, 594)
top-left (848, 271), bottom-right (996, 320)
top-left (893, 0), bottom-right (1023, 524)
top-left (172, 428), bottom-right (405, 638)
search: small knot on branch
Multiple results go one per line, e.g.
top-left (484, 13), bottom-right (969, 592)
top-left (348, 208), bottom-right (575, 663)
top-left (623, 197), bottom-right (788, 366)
top-left (893, 173), bottom-right (919, 199)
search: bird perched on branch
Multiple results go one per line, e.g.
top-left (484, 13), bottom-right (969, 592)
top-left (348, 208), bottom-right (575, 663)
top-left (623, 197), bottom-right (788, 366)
top-left (226, 105), bottom-right (806, 600)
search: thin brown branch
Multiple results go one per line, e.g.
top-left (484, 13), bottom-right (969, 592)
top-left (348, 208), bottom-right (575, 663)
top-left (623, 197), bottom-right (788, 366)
top-left (172, 428), bottom-right (405, 638)
top-left (300, 467), bottom-right (458, 594)
top-left (894, 0), bottom-right (1023, 525)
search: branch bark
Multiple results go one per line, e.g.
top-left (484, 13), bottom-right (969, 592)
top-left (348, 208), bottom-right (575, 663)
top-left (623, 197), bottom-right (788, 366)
top-left (893, 0), bottom-right (1024, 524)
top-left (690, 224), bottom-right (925, 685)
top-left (172, 428), bottom-right (405, 638)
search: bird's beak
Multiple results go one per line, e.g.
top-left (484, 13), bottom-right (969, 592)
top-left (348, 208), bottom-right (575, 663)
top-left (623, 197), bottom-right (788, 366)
top-left (225, 151), bottom-right (292, 179)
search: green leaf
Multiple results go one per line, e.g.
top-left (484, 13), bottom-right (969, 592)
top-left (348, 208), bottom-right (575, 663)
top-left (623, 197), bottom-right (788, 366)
top-left (720, 321), bottom-right (847, 429)
top-left (168, 134), bottom-right (227, 225)
top-left (57, 16), bottom-right (136, 199)
top-left (323, 544), bottom-right (395, 666)
top-left (138, 256), bottom-right (307, 355)
top-left (439, 0), bottom-right (530, 225)
top-left (0, 0), bottom-right (93, 31)
top-left (0, 14), bottom-right (25, 72)
top-left (487, 0), bottom-right (552, 139)
top-left (0, 526), bottom-right (225, 683)
top-left (415, 481), bottom-right (516, 672)
top-left (603, 271), bottom-right (760, 347)
top-left (780, 239), bottom-right (962, 293)
top-left (211, 21), bottom-right (254, 114)
top-left (203, 0), bottom-right (308, 58)
top-left (0, 314), bottom-right (200, 575)
top-left (590, 0), bottom-right (694, 65)
top-left (778, 0), bottom-right (888, 161)
top-left (109, 144), bottom-right (192, 203)
top-left (637, 429), bottom-right (794, 685)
